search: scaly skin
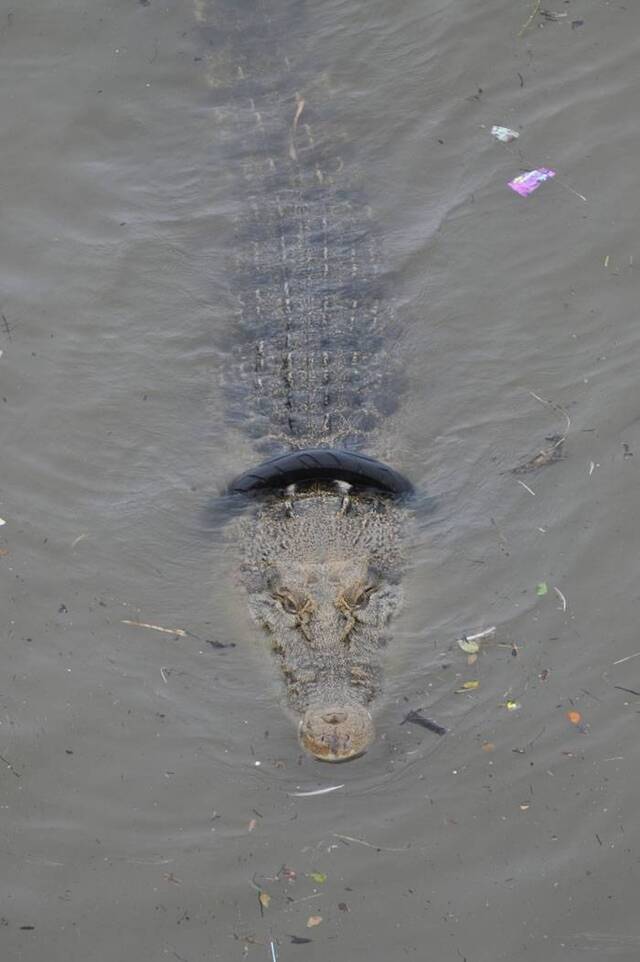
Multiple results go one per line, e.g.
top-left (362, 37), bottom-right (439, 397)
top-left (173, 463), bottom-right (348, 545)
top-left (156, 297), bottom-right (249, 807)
top-left (242, 486), bottom-right (405, 760)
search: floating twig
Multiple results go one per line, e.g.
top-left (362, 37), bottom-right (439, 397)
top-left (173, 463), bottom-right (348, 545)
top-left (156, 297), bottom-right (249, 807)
top-left (553, 586), bottom-right (567, 611)
top-left (517, 480), bottom-right (536, 496)
top-left (292, 93), bottom-right (305, 130)
top-left (332, 833), bottom-right (409, 853)
top-left (462, 626), bottom-right (496, 644)
top-left (556, 179), bottom-right (587, 203)
top-left (288, 92), bottom-right (305, 161)
top-left (528, 390), bottom-right (571, 434)
top-left (613, 651), bottom-right (640, 666)
top-left (122, 619), bottom-right (187, 637)
top-left (614, 686), bottom-right (640, 697)
top-left (288, 785), bottom-right (344, 798)
top-left (160, 667), bottom-right (170, 684)
top-left (401, 711), bottom-right (446, 735)
top-left (512, 389), bottom-right (572, 476)
top-left (518, 0), bottom-right (541, 37)
top-left (0, 752), bottom-right (20, 777)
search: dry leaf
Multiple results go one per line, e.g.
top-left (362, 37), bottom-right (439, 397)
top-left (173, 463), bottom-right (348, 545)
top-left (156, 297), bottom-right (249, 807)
top-left (258, 892), bottom-right (271, 910)
top-left (457, 638), bottom-right (480, 654)
top-left (467, 653), bottom-right (478, 666)
top-left (481, 741), bottom-right (495, 752)
top-left (309, 872), bottom-right (327, 884)
top-left (505, 700), bottom-right (521, 711)
top-left (566, 710), bottom-right (582, 726)
top-left (306, 915), bottom-right (323, 928)
top-left (248, 818), bottom-right (257, 832)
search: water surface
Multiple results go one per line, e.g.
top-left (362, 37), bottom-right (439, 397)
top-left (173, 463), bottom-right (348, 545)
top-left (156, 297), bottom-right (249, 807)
top-left (2, 1), bottom-right (640, 959)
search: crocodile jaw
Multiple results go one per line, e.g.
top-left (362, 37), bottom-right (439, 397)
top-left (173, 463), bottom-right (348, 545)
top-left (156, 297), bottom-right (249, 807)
top-left (298, 703), bottom-right (374, 761)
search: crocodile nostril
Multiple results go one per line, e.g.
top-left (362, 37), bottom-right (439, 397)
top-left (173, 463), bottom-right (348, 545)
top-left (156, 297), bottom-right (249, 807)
top-left (322, 711), bottom-right (347, 725)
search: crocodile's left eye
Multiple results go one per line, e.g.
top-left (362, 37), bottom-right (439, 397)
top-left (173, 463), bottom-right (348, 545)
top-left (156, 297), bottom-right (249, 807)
top-left (274, 586), bottom-right (311, 614)
top-left (341, 580), bottom-right (379, 610)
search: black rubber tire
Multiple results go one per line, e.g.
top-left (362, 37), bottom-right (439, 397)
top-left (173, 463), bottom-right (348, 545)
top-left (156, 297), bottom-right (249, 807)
top-left (229, 448), bottom-right (413, 497)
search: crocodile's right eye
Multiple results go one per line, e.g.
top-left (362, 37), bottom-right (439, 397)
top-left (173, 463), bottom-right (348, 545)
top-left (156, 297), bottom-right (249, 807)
top-left (275, 589), bottom-right (299, 613)
top-left (342, 579), bottom-right (379, 610)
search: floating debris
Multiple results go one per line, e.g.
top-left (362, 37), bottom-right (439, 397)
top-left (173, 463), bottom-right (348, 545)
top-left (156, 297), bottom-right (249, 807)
top-left (536, 582), bottom-right (548, 597)
top-left (456, 626), bottom-right (496, 654)
top-left (332, 833), bottom-right (409, 853)
top-left (517, 480), bottom-right (536, 496)
top-left (613, 651), bottom-right (640, 666)
top-left (566, 710), bottom-right (582, 726)
top-left (306, 915), bottom-right (323, 928)
top-left (309, 872), bottom-right (327, 884)
top-left (492, 125), bottom-right (519, 143)
top-left (513, 434), bottom-right (565, 474)
top-left (508, 167), bottom-right (556, 197)
top-left (122, 619), bottom-right (187, 637)
top-left (554, 586), bottom-right (567, 611)
top-left (288, 784), bottom-right (344, 798)
top-left (505, 700), bottom-right (521, 711)
top-left (455, 680), bottom-right (479, 694)
top-left (401, 710), bottom-right (446, 736)
top-left (258, 891), bottom-right (271, 914)
top-left (518, 0), bottom-right (541, 36)
top-left (457, 638), bottom-right (480, 654)
top-left (0, 752), bottom-right (20, 778)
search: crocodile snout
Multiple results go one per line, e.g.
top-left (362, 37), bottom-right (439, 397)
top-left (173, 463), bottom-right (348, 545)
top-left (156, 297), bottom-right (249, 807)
top-left (299, 703), bottom-right (374, 761)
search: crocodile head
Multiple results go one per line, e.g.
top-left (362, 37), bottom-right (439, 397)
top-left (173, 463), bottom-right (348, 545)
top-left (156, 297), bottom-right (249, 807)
top-left (244, 486), bottom-right (403, 761)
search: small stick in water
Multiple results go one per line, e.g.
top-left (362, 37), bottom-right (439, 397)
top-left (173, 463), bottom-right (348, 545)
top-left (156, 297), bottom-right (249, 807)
top-left (122, 620), bottom-right (187, 637)
top-left (288, 784), bottom-right (344, 798)
top-left (401, 710), bottom-right (446, 736)
top-left (460, 626), bottom-right (496, 644)
top-left (292, 93), bottom-right (305, 129)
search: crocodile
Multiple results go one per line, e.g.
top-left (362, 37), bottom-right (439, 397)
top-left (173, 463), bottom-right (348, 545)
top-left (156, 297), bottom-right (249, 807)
top-left (199, 1), bottom-right (412, 760)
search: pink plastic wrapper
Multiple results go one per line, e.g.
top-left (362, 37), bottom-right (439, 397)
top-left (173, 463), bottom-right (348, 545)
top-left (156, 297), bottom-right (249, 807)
top-left (508, 167), bottom-right (556, 197)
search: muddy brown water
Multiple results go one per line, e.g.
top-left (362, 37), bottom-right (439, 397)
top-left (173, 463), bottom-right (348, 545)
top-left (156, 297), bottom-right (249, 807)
top-left (2, 1), bottom-right (640, 959)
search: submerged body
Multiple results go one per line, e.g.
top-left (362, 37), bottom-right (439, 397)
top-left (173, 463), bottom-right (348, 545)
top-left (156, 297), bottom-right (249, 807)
top-left (203, 1), bottom-right (410, 758)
